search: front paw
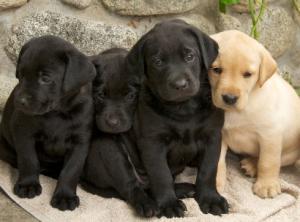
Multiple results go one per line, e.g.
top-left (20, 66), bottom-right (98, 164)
top-left (51, 193), bottom-right (79, 211)
top-left (158, 199), bottom-right (187, 218)
top-left (131, 187), bottom-right (159, 218)
top-left (14, 181), bottom-right (42, 198)
top-left (253, 179), bottom-right (281, 198)
top-left (195, 191), bottom-right (229, 215)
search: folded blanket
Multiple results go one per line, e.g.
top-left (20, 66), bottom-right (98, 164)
top-left (0, 156), bottom-right (299, 222)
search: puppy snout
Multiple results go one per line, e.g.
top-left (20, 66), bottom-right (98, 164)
top-left (105, 114), bottom-right (120, 127)
top-left (170, 78), bottom-right (189, 90)
top-left (222, 94), bottom-right (238, 105)
top-left (17, 95), bottom-right (31, 107)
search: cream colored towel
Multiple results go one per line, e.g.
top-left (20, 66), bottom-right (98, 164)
top-left (0, 157), bottom-right (299, 222)
top-left (0, 74), bottom-right (300, 221)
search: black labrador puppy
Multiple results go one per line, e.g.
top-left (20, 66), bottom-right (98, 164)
top-left (82, 48), bottom-right (159, 217)
top-left (82, 48), bottom-right (194, 217)
top-left (0, 35), bottom-right (96, 211)
top-left (126, 20), bottom-right (229, 218)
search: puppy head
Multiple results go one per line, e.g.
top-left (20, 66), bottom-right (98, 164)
top-left (14, 35), bottom-right (96, 115)
top-left (91, 48), bottom-right (139, 133)
top-left (126, 19), bottom-right (218, 102)
top-left (209, 30), bottom-right (277, 111)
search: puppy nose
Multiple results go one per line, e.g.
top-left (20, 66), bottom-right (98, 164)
top-left (222, 94), bottom-right (238, 105)
top-left (105, 115), bottom-right (120, 127)
top-left (171, 78), bottom-right (189, 90)
top-left (18, 96), bottom-right (30, 107)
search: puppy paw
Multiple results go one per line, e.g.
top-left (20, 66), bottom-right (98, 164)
top-left (195, 191), bottom-right (229, 215)
top-left (131, 187), bottom-right (159, 217)
top-left (51, 194), bottom-right (79, 211)
top-left (158, 199), bottom-right (187, 218)
top-left (253, 179), bottom-right (281, 198)
top-left (240, 158), bottom-right (257, 177)
top-left (14, 181), bottom-right (42, 198)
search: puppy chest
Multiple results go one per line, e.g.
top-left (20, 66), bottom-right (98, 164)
top-left (223, 128), bottom-right (259, 156)
top-left (165, 128), bottom-right (199, 165)
top-left (35, 121), bottom-right (81, 157)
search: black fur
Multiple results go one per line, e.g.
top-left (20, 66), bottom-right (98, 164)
top-left (127, 20), bottom-right (229, 218)
top-left (0, 35), bottom-right (96, 211)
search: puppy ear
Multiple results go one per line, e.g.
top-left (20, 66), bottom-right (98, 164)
top-left (191, 27), bottom-right (219, 70)
top-left (126, 35), bottom-right (147, 78)
top-left (189, 28), bottom-right (219, 70)
top-left (258, 46), bottom-right (277, 87)
top-left (63, 51), bottom-right (96, 93)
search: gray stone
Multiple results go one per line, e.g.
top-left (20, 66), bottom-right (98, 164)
top-left (5, 11), bottom-right (138, 62)
top-left (61, 0), bottom-right (92, 9)
top-left (0, 0), bottom-right (27, 11)
top-left (254, 6), bottom-right (296, 58)
top-left (293, 8), bottom-right (300, 26)
top-left (101, 0), bottom-right (200, 16)
top-left (216, 13), bottom-right (243, 32)
top-left (179, 14), bottom-right (216, 35)
top-left (221, 6), bottom-right (296, 58)
top-left (230, 0), bottom-right (265, 13)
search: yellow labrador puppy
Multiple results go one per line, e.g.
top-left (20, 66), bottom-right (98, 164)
top-left (209, 30), bottom-right (300, 198)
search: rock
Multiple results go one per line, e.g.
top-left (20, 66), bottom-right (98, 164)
top-left (230, 0), bottom-right (265, 13)
top-left (220, 6), bottom-right (296, 58)
top-left (216, 13), bottom-right (243, 32)
top-left (293, 7), bottom-right (300, 26)
top-left (255, 6), bottom-right (296, 58)
top-left (101, 0), bottom-right (200, 16)
top-left (179, 14), bottom-right (216, 34)
top-left (0, 75), bottom-right (18, 111)
top-left (5, 11), bottom-right (138, 62)
top-left (61, 0), bottom-right (92, 9)
top-left (0, 0), bottom-right (27, 11)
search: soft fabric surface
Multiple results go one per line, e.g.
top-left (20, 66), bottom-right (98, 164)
top-left (0, 74), bottom-right (299, 221)
top-left (0, 157), bottom-right (299, 222)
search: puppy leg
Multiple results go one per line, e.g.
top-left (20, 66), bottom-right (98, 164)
top-left (139, 139), bottom-right (186, 218)
top-left (13, 133), bottom-right (41, 199)
top-left (195, 130), bottom-right (229, 215)
top-left (51, 141), bottom-right (88, 211)
top-left (253, 136), bottom-right (282, 198)
top-left (216, 140), bottom-right (228, 194)
top-left (98, 139), bottom-right (159, 218)
top-left (240, 157), bottom-right (257, 177)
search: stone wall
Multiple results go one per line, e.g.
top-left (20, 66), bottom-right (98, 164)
top-left (0, 0), bottom-right (299, 85)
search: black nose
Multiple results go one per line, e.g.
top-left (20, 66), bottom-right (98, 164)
top-left (18, 96), bottom-right (30, 107)
top-left (171, 78), bottom-right (189, 90)
top-left (222, 94), bottom-right (238, 105)
top-left (105, 114), bottom-right (120, 127)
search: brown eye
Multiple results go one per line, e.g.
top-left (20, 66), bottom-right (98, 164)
top-left (211, 67), bottom-right (223, 75)
top-left (39, 73), bottom-right (52, 85)
top-left (243, 72), bottom-right (252, 78)
top-left (185, 53), bottom-right (195, 62)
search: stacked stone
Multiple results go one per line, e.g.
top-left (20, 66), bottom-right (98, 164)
top-left (0, 0), bottom-right (299, 85)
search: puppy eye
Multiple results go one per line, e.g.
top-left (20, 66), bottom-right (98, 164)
top-left (126, 92), bottom-right (136, 101)
top-left (39, 74), bottom-right (52, 85)
top-left (152, 57), bottom-right (163, 67)
top-left (211, 67), bottom-right (223, 75)
top-left (243, 72), bottom-right (252, 78)
top-left (185, 53), bottom-right (195, 63)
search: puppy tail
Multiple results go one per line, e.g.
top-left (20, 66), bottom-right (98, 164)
top-left (79, 179), bottom-right (123, 200)
top-left (174, 183), bottom-right (196, 199)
